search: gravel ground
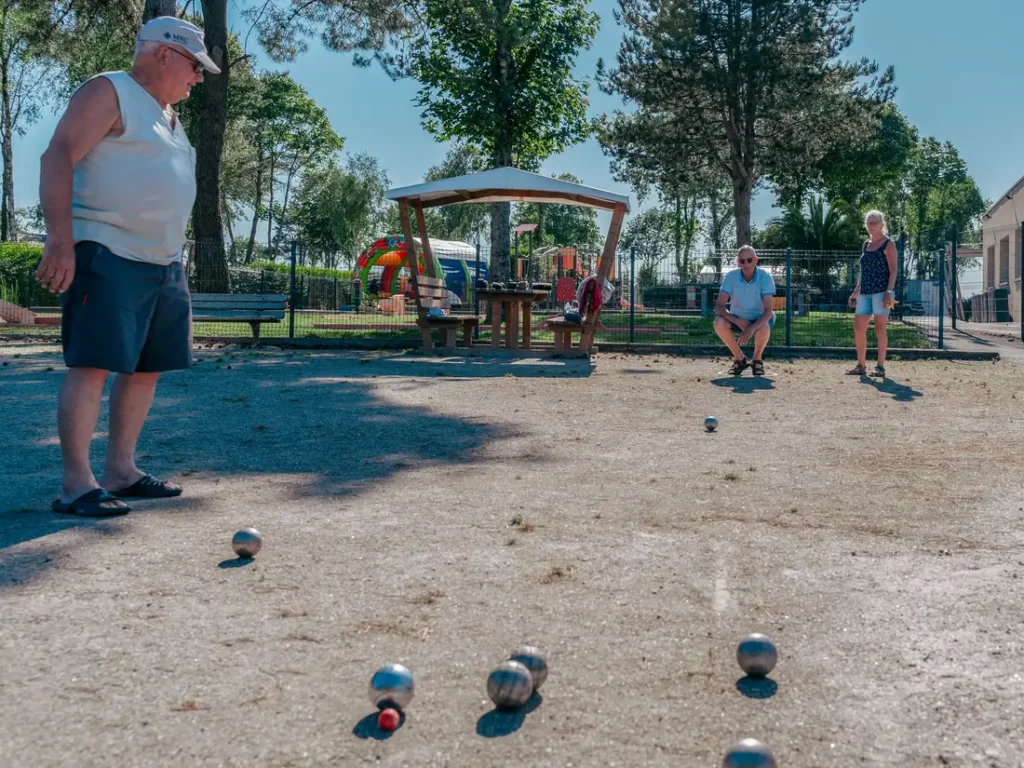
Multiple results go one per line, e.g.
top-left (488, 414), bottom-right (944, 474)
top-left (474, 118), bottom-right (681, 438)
top-left (1, 341), bottom-right (1023, 768)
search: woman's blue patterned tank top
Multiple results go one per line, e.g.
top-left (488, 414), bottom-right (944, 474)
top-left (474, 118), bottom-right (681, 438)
top-left (860, 238), bottom-right (891, 295)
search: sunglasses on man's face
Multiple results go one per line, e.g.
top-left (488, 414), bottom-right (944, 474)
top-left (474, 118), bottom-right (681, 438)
top-left (738, 257), bottom-right (755, 264)
top-left (167, 46), bottom-right (203, 74)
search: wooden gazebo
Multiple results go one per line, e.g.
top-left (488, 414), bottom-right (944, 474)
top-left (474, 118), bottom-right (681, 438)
top-left (386, 167), bottom-right (631, 352)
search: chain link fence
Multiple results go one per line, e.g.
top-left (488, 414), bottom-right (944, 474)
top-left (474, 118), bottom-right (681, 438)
top-left (2, 233), bottom-right (979, 351)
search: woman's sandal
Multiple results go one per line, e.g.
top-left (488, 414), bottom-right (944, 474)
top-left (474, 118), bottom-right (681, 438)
top-left (846, 364), bottom-right (867, 376)
top-left (751, 359), bottom-right (765, 376)
top-left (870, 365), bottom-right (886, 378)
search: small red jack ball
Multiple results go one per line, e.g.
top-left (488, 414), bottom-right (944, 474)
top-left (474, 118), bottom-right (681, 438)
top-left (377, 708), bottom-right (400, 731)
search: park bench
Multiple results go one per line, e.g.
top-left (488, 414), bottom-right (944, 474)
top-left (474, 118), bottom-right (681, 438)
top-left (190, 293), bottom-right (287, 342)
top-left (411, 275), bottom-right (480, 350)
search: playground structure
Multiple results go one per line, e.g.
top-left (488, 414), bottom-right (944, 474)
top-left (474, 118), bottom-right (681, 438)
top-left (355, 237), bottom-right (488, 303)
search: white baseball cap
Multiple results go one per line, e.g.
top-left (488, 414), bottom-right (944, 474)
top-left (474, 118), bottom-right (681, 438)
top-left (138, 16), bottom-right (221, 74)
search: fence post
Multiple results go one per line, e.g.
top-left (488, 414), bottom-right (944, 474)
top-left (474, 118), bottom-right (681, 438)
top-left (785, 247), bottom-right (793, 348)
top-left (950, 225), bottom-right (958, 330)
top-left (333, 277), bottom-right (338, 310)
top-left (937, 235), bottom-right (946, 350)
top-left (629, 246), bottom-right (636, 345)
top-left (288, 241), bottom-right (297, 339)
top-left (474, 241), bottom-right (481, 340)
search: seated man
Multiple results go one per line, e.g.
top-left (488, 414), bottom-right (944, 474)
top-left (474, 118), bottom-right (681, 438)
top-left (714, 245), bottom-right (776, 375)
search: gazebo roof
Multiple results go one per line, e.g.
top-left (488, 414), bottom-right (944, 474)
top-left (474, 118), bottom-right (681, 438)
top-left (386, 167), bottom-right (631, 212)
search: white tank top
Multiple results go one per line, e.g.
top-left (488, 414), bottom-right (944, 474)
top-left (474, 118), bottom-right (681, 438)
top-left (71, 72), bottom-right (196, 265)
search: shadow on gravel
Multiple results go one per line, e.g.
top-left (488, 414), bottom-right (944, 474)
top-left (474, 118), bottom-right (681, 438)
top-left (736, 677), bottom-right (778, 699)
top-left (2, 349), bottom-right (533, 588)
top-left (476, 691), bottom-right (543, 738)
top-left (352, 710), bottom-right (406, 740)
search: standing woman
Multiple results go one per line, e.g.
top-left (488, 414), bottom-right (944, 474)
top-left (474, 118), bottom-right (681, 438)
top-left (847, 210), bottom-right (898, 377)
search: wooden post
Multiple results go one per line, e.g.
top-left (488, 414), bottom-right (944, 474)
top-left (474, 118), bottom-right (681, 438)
top-left (399, 199), bottom-right (431, 349)
top-left (580, 204), bottom-right (626, 351)
top-left (413, 202), bottom-right (438, 279)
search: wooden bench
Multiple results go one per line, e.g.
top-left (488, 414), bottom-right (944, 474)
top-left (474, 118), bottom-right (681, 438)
top-left (412, 275), bottom-right (480, 350)
top-left (190, 293), bottom-right (287, 342)
top-left (544, 316), bottom-right (584, 351)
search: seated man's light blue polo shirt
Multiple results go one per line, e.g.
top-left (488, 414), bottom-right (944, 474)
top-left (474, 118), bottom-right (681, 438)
top-left (720, 267), bottom-right (776, 321)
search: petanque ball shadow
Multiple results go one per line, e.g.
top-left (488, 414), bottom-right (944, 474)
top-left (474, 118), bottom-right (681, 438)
top-left (352, 710), bottom-right (405, 740)
top-left (476, 691), bottom-right (542, 738)
top-left (217, 557), bottom-right (254, 569)
top-left (736, 676), bottom-right (778, 699)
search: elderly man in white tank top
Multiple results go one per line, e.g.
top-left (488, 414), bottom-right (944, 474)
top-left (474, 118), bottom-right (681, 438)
top-left (34, 17), bottom-right (220, 517)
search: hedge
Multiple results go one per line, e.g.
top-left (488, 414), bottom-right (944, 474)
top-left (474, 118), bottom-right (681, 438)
top-left (0, 242), bottom-right (52, 307)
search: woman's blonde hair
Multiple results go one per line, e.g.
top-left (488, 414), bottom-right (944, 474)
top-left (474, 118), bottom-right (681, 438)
top-left (864, 210), bottom-right (888, 236)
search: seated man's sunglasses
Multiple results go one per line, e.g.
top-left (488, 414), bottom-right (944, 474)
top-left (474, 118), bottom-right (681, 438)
top-left (738, 257), bottom-right (755, 264)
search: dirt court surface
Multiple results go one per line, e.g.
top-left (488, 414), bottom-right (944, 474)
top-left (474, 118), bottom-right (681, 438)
top-left (2, 341), bottom-right (1023, 768)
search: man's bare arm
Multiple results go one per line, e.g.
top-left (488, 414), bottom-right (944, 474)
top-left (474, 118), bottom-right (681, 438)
top-left (36, 78), bottom-right (121, 293)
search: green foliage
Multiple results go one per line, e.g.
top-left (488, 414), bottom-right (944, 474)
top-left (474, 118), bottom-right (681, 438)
top-left (0, 241), bottom-right (48, 306)
top-left (619, 206), bottom-right (674, 287)
top-left (422, 143), bottom-right (489, 241)
top-left (249, 259), bottom-right (352, 280)
top-left (767, 197), bottom-right (864, 252)
top-left (408, 0), bottom-right (598, 168)
top-left (599, 0), bottom-right (894, 245)
top-left (516, 173), bottom-right (600, 248)
top-left (292, 153), bottom-right (389, 269)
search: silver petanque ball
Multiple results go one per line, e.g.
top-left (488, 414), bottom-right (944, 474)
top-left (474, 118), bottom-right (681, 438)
top-left (704, 416), bottom-right (719, 432)
top-left (509, 646), bottom-right (548, 691)
top-left (369, 663), bottom-right (415, 710)
top-left (722, 738), bottom-right (776, 768)
top-left (231, 528), bottom-right (263, 558)
top-left (737, 633), bottom-right (777, 678)
top-left (487, 660), bottom-right (533, 710)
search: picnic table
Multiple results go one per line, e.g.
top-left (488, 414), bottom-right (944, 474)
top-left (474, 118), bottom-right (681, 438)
top-left (476, 288), bottom-right (552, 350)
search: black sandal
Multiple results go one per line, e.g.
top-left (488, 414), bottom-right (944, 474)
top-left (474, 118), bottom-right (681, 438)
top-left (729, 358), bottom-right (749, 376)
top-left (846, 364), bottom-right (867, 376)
top-left (111, 474), bottom-right (183, 500)
top-left (52, 488), bottom-right (130, 517)
top-left (751, 359), bottom-right (765, 376)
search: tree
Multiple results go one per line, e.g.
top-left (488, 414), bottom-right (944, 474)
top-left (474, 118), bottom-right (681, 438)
top-left (599, 0), bottom-right (894, 246)
top-left (292, 154), bottom-right (389, 270)
top-left (0, 1), bottom-right (56, 240)
top-left (405, 0), bottom-right (599, 280)
top-left (516, 173), bottom-right (600, 248)
top-left (619, 206), bottom-right (674, 287)
top-left (422, 143), bottom-right (489, 242)
top-left (238, 72), bottom-right (342, 262)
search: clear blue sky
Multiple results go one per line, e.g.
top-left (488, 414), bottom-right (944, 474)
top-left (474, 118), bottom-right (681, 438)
top-left (13, 0), bottom-right (1024, 237)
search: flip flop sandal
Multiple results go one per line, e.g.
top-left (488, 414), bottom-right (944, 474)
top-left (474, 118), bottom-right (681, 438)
top-left (846, 364), bottom-right (867, 376)
top-left (52, 488), bottom-right (130, 517)
top-left (751, 359), bottom-right (765, 376)
top-left (870, 365), bottom-right (886, 378)
top-left (729, 358), bottom-right (749, 376)
top-left (111, 474), bottom-right (183, 500)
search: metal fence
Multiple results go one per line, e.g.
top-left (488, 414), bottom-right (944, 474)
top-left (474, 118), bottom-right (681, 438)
top-left (3, 233), bottom-right (980, 351)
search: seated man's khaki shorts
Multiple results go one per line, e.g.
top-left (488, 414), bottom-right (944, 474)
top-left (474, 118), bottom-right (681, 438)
top-left (61, 241), bottom-right (192, 374)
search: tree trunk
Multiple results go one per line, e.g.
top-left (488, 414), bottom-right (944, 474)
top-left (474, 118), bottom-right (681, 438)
top-left (709, 189), bottom-right (723, 281)
top-left (190, 0), bottom-right (230, 292)
top-left (142, 0), bottom-right (176, 23)
top-left (266, 151), bottom-right (275, 253)
top-left (0, 36), bottom-right (11, 242)
top-left (1, 89), bottom-right (12, 242)
top-left (245, 149), bottom-right (263, 264)
top-left (733, 176), bottom-right (753, 247)
top-left (673, 194), bottom-right (682, 283)
top-left (222, 193), bottom-right (234, 247)
top-left (489, 201), bottom-right (511, 281)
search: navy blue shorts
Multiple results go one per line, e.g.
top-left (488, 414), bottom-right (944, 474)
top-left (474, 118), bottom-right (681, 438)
top-left (724, 314), bottom-right (776, 332)
top-left (61, 242), bottom-right (192, 374)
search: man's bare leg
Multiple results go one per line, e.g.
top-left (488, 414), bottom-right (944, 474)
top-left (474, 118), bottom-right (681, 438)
top-left (58, 367), bottom-right (108, 503)
top-left (753, 326), bottom-right (771, 360)
top-left (100, 372), bottom-right (160, 491)
top-left (714, 318), bottom-right (745, 360)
